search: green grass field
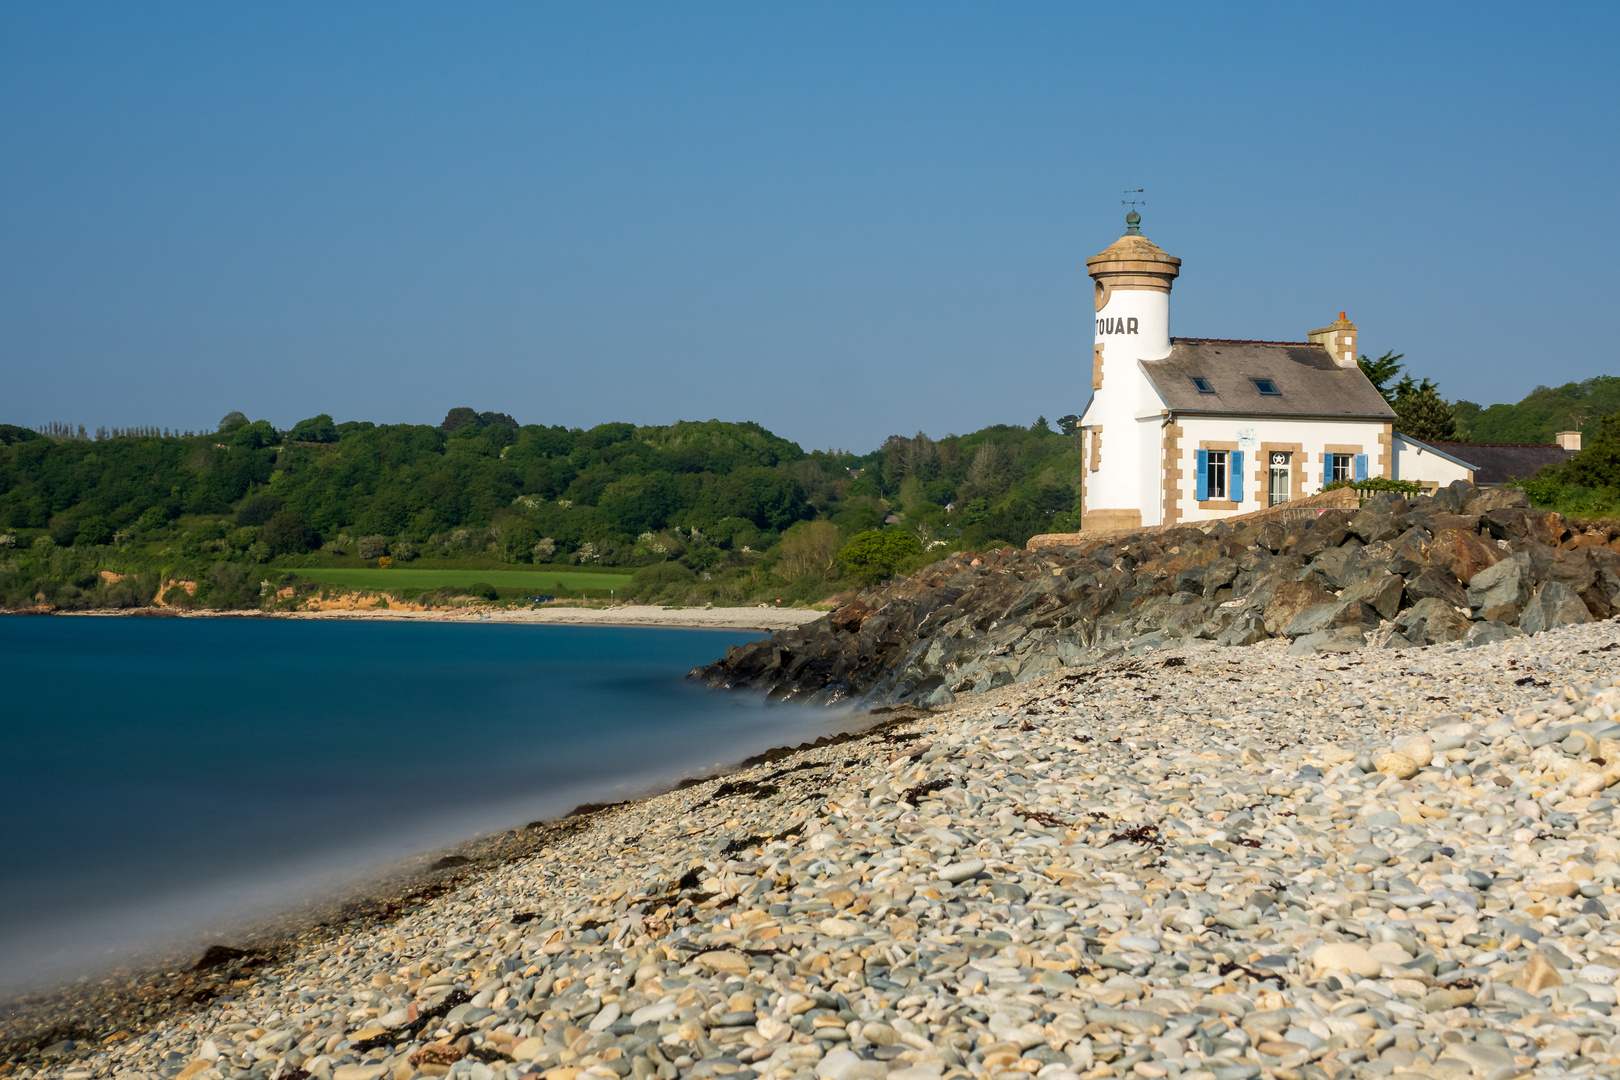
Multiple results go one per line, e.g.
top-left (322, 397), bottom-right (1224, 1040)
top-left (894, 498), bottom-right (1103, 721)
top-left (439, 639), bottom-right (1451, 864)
top-left (279, 566), bottom-right (634, 595)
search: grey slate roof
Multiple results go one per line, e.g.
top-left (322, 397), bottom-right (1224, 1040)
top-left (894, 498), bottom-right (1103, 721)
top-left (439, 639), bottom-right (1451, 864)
top-left (1426, 442), bottom-right (1575, 485)
top-left (1143, 339), bottom-right (1397, 419)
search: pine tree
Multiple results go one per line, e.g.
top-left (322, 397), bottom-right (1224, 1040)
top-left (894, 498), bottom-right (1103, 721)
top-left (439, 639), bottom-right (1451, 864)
top-left (1395, 379), bottom-right (1459, 443)
top-left (1358, 350), bottom-right (1407, 407)
top-left (1359, 350), bottom-right (1461, 442)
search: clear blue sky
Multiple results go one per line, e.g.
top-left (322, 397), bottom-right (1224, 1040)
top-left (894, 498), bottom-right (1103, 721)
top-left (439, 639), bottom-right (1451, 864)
top-left (3, 3), bottom-right (1616, 452)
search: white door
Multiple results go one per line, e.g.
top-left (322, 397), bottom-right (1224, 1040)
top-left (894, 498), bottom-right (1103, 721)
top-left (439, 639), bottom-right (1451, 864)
top-left (1268, 452), bottom-right (1291, 506)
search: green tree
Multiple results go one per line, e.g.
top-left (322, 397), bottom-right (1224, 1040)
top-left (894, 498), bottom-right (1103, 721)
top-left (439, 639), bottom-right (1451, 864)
top-left (1394, 379), bottom-right (1458, 442)
top-left (896, 474), bottom-right (926, 511)
top-left (1358, 350), bottom-right (1407, 407)
top-left (496, 518), bottom-right (540, 562)
top-left (1452, 375), bottom-right (1620, 444)
top-left (599, 473), bottom-right (678, 535)
top-left (0, 425), bottom-right (39, 445)
top-left (1358, 350), bottom-right (1458, 442)
top-left (288, 414), bottom-right (339, 443)
top-left (629, 561), bottom-right (696, 601)
top-left (836, 529), bottom-right (921, 585)
top-left (261, 512), bottom-right (319, 555)
top-left (203, 562), bottom-right (260, 609)
top-left (229, 419), bottom-right (281, 450)
top-left (962, 441), bottom-right (1015, 498)
top-left (832, 498), bottom-right (885, 535)
top-left (439, 407), bottom-right (482, 433)
top-left (691, 467), bottom-right (810, 531)
top-left (777, 520), bottom-right (840, 580)
top-left (237, 494), bottom-right (284, 526)
top-left (75, 515), bottom-right (114, 546)
top-left (1556, 412), bottom-right (1620, 489)
top-left (960, 495), bottom-right (1046, 549)
top-left (1031, 476), bottom-right (1077, 515)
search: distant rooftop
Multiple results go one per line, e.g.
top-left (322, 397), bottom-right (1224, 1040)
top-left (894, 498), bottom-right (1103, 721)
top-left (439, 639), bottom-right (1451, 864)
top-left (1426, 441), bottom-right (1575, 484)
top-left (1430, 441), bottom-right (1580, 450)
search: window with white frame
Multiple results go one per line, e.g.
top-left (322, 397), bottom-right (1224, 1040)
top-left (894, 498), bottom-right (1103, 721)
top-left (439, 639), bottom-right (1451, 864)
top-left (1329, 453), bottom-right (1354, 482)
top-left (1205, 450), bottom-right (1228, 500)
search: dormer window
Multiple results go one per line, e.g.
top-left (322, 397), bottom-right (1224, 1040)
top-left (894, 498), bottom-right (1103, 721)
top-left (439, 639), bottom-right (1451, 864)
top-left (1250, 378), bottom-right (1281, 396)
top-left (1189, 376), bottom-right (1215, 394)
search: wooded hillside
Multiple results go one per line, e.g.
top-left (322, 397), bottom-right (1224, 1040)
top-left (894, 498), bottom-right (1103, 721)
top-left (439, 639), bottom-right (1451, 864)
top-left (0, 410), bottom-right (1087, 610)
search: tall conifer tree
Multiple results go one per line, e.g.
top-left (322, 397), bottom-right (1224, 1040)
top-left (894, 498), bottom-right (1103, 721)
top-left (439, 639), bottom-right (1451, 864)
top-left (1394, 379), bottom-right (1459, 443)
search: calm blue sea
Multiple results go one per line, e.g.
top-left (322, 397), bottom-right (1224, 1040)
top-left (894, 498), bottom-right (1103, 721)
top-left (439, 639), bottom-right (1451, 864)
top-left (0, 617), bottom-right (840, 993)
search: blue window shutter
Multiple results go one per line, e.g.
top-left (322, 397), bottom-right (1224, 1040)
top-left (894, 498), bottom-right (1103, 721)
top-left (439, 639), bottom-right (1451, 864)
top-left (1195, 450), bottom-right (1209, 501)
top-left (1230, 451), bottom-right (1243, 502)
top-left (1354, 454), bottom-right (1368, 481)
top-left (1323, 457), bottom-right (1330, 487)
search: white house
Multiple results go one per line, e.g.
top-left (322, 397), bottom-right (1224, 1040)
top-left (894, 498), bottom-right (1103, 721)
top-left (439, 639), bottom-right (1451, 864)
top-left (1077, 212), bottom-right (1471, 531)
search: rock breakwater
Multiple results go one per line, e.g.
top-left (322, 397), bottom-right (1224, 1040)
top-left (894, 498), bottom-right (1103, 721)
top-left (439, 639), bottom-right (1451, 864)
top-left (18, 618), bottom-right (1620, 1080)
top-left (694, 482), bottom-right (1620, 707)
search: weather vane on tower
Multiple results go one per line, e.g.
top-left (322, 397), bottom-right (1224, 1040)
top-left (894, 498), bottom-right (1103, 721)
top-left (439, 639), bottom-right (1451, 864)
top-left (1122, 189), bottom-right (1145, 234)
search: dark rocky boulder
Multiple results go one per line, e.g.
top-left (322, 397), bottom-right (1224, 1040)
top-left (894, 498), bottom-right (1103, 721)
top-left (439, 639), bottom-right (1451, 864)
top-left (1343, 571), bottom-right (1405, 621)
top-left (1464, 486), bottom-right (1531, 514)
top-left (1394, 597), bottom-right (1472, 646)
top-left (1405, 567), bottom-right (1469, 611)
top-left (1261, 579), bottom-right (1338, 635)
top-left (1519, 581), bottom-right (1593, 635)
top-left (1468, 553), bottom-right (1534, 624)
top-left (1428, 527), bottom-right (1505, 585)
top-left (1351, 511), bottom-right (1401, 544)
top-left (690, 480), bottom-right (1620, 706)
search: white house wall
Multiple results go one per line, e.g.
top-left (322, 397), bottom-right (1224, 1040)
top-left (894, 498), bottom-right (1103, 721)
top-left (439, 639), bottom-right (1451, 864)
top-left (1166, 416), bottom-right (1390, 524)
top-left (1137, 415), bottom-right (1168, 526)
top-left (1392, 435), bottom-right (1475, 490)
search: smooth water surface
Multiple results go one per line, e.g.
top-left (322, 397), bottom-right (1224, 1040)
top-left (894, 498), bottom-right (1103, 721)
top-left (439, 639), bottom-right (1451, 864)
top-left (0, 617), bottom-right (838, 993)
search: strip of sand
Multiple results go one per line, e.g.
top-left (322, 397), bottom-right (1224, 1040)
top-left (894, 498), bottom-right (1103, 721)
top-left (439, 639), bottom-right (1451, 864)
top-left (287, 603), bottom-right (826, 631)
top-left (48, 604), bottom-right (828, 632)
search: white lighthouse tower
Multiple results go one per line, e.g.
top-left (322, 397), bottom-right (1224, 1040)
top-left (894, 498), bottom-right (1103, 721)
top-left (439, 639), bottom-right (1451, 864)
top-left (1078, 210), bottom-right (1181, 531)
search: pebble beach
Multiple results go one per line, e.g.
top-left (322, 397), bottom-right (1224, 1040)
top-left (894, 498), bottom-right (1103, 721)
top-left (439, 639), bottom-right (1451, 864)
top-left (13, 617), bottom-right (1620, 1080)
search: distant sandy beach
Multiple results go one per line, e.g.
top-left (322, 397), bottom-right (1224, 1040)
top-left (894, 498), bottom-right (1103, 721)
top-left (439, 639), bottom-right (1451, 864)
top-left (43, 602), bottom-right (826, 631)
top-left (287, 602), bottom-right (826, 630)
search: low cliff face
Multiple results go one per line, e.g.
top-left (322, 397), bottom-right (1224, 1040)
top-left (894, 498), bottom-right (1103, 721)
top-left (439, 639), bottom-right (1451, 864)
top-left (691, 481), bottom-right (1620, 707)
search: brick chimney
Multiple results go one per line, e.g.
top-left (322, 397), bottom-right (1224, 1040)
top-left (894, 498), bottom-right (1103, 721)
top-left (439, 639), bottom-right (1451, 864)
top-left (1556, 430), bottom-right (1582, 451)
top-left (1308, 312), bottom-right (1359, 369)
